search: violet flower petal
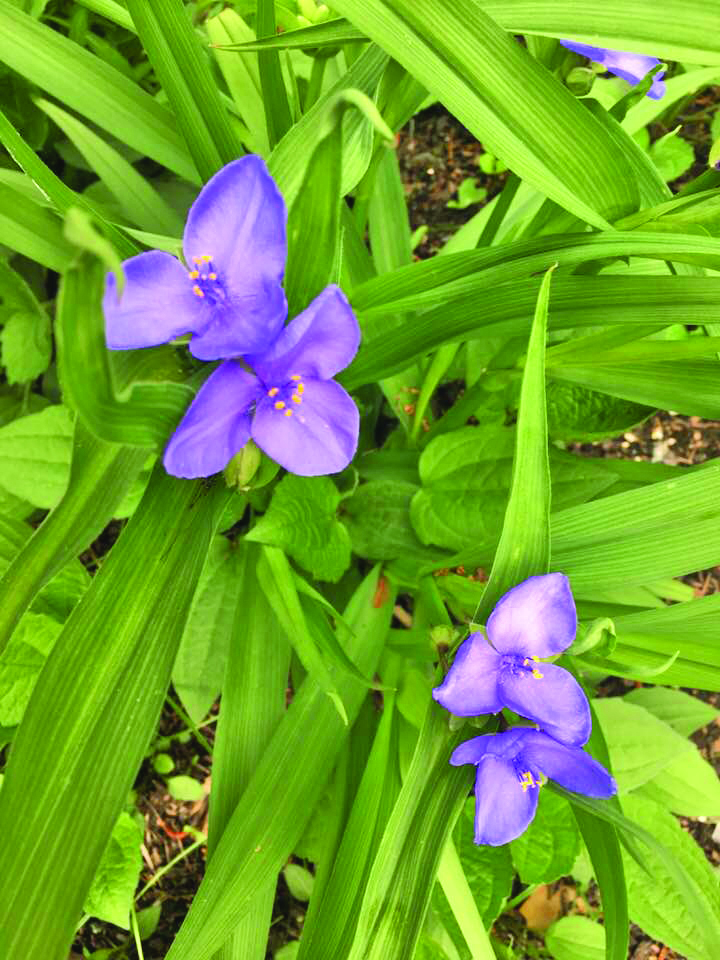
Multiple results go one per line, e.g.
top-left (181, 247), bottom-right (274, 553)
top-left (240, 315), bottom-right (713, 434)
top-left (248, 284), bottom-right (360, 383)
top-left (432, 633), bottom-right (503, 717)
top-left (163, 361), bottom-right (257, 479)
top-left (519, 730), bottom-right (617, 797)
top-left (498, 660), bottom-right (591, 747)
top-left (604, 54), bottom-right (666, 99)
top-left (188, 284), bottom-right (288, 361)
top-left (183, 155), bottom-right (288, 357)
top-left (472, 755), bottom-right (539, 846)
top-left (104, 251), bottom-right (206, 350)
top-left (251, 376), bottom-right (359, 476)
top-left (560, 40), bottom-right (665, 100)
top-left (449, 728), bottom-right (528, 767)
top-left (486, 573), bottom-right (577, 657)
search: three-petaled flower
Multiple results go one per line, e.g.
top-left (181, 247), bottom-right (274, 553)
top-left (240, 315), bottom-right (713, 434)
top-left (450, 728), bottom-right (616, 845)
top-left (560, 40), bottom-right (666, 100)
top-left (103, 155), bottom-right (361, 478)
top-left (433, 573), bottom-right (591, 746)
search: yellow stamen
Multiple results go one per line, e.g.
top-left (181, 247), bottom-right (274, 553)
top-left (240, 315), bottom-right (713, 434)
top-left (290, 374), bottom-right (302, 381)
top-left (188, 270), bottom-right (199, 279)
top-left (201, 254), bottom-right (212, 262)
top-left (519, 771), bottom-right (535, 792)
top-left (208, 272), bottom-right (217, 280)
top-left (522, 658), bottom-right (530, 667)
top-left (284, 409), bottom-right (293, 417)
top-left (292, 394), bottom-right (302, 404)
top-left (193, 256), bottom-right (203, 264)
top-left (268, 387), bottom-right (279, 398)
top-left (274, 400), bottom-right (285, 410)
top-left (532, 668), bottom-right (544, 680)
top-left (192, 284), bottom-right (204, 298)
top-left (297, 383), bottom-right (305, 395)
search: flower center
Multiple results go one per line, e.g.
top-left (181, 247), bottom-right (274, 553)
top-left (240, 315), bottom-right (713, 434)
top-left (188, 254), bottom-right (225, 303)
top-left (265, 374), bottom-right (305, 419)
top-left (501, 654), bottom-right (544, 681)
top-left (516, 767), bottom-right (544, 793)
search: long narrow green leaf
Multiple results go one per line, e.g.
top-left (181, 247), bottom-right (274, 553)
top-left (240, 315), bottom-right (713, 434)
top-left (479, 0), bottom-right (720, 63)
top-left (165, 568), bottom-right (394, 960)
top-left (75, 0), bottom-right (136, 31)
top-left (217, 4), bottom-right (720, 63)
top-left (284, 120), bottom-right (343, 316)
top-left (36, 98), bottom-right (181, 236)
top-left (569, 694), bottom-right (629, 960)
top-left (368, 147), bottom-right (421, 434)
top-left (57, 254), bottom-right (194, 448)
top-left (207, 10), bottom-right (269, 156)
top-left (437, 838), bottom-right (496, 960)
top-left (268, 42), bottom-right (387, 208)
top-left (0, 469), bottom-right (227, 960)
top-left (473, 265), bottom-right (550, 617)
top-left (330, 0), bottom-right (638, 227)
top-left (297, 657), bottom-right (402, 960)
top-left (258, 545), bottom-right (346, 722)
top-left (552, 461), bottom-right (720, 591)
top-left (125, 0), bottom-right (244, 181)
top-left (0, 106), bottom-right (138, 259)
top-left (256, 0), bottom-right (293, 148)
top-left (344, 275), bottom-right (720, 388)
top-left (209, 542), bottom-right (291, 960)
top-left (346, 700), bottom-right (471, 960)
top-left (0, 181), bottom-right (74, 271)
top-left (216, 18), bottom-right (363, 51)
top-left (0, 420), bottom-right (147, 655)
top-left (351, 232), bottom-right (720, 315)
top-left (0, 0), bottom-right (196, 180)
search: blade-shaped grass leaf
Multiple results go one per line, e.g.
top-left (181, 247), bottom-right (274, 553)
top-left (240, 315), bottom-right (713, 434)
top-left (256, 0), bottom-right (293, 148)
top-left (0, 0), bottom-right (196, 181)
top-left (208, 542), bottom-right (291, 960)
top-left (164, 568), bottom-right (394, 960)
top-left (330, 0), bottom-right (638, 227)
top-left (475, 265), bottom-right (554, 617)
top-left (125, 0), bottom-right (244, 181)
top-left (0, 419), bottom-right (147, 655)
top-left (57, 254), bottom-right (194, 448)
top-left (0, 469), bottom-right (228, 960)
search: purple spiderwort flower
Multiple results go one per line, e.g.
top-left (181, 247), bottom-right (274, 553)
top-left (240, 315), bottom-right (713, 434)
top-left (163, 285), bottom-right (360, 478)
top-left (560, 40), bottom-right (666, 100)
top-left (103, 155), bottom-right (361, 478)
top-left (104, 155), bottom-right (288, 360)
top-left (432, 574), bottom-right (591, 746)
top-left (450, 728), bottom-right (616, 846)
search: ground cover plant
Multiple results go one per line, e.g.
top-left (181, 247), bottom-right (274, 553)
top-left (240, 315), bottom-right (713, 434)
top-left (1, 2), bottom-right (720, 959)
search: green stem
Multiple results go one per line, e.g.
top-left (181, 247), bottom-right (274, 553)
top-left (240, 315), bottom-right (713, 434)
top-left (130, 902), bottom-right (145, 960)
top-left (165, 693), bottom-right (214, 755)
top-left (411, 342), bottom-right (460, 443)
top-left (503, 883), bottom-right (539, 912)
top-left (476, 172), bottom-right (520, 248)
top-left (134, 834), bottom-right (206, 902)
top-left (304, 56), bottom-right (327, 112)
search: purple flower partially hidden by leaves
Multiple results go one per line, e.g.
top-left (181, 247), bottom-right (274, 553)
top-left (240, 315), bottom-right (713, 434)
top-left (450, 728), bottom-right (616, 846)
top-left (433, 574), bottom-right (591, 746)
top-left (163, 285), bottom-right (360, 478)
top-left (104, 155), bottom-right (288, 359)
top-left (560, 40), bottom-right (666, 100)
